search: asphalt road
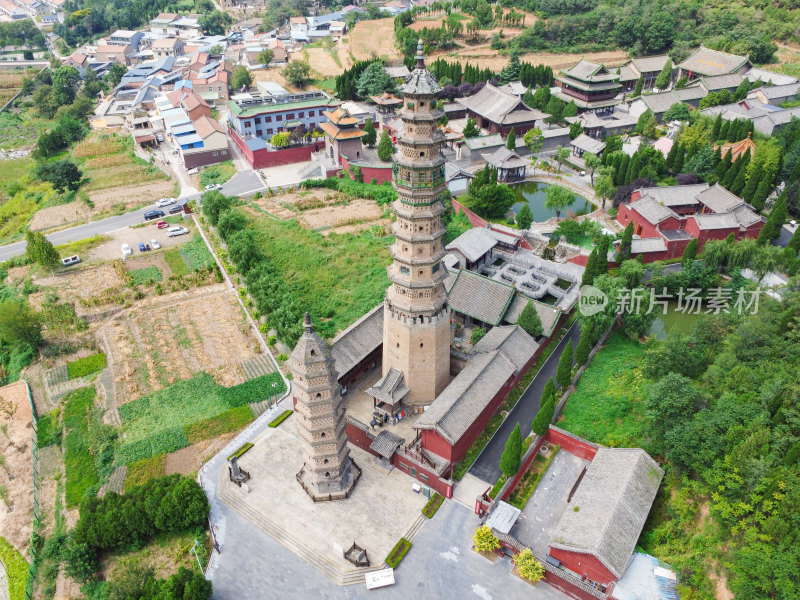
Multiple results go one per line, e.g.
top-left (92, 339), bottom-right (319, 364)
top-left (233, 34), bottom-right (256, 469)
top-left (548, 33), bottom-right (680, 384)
top-left (0, 204), bottom-right (165, 262)
top-left (468, 319), bottom-right (581, 484)
top-left (220, 170), bottom-right (266, 198)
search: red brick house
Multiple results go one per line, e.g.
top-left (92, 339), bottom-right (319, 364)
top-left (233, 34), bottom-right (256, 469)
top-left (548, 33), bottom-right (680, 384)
top-left (617, 183), bottom-right (764, 262)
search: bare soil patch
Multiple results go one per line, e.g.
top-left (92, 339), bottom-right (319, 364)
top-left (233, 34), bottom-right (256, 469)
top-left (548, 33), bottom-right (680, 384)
top-left (29, 201), bottom-right (92, 232)
top-left (304, 47), bottom-right (346, 78)
top-left (433, 46), bottom-right (628, 72)
top-left (88, 180), bottom-right (175, 213)
top-left (349, 18), bottom-right (402, 62)
top-left (301, 199), bottom-right (386, 230)
top-left (102, 285), bottom-right (258, 405)
top-left (0, 380), bottom-right (35, 556)
top-left (164, 431), bottom-right (239, 476)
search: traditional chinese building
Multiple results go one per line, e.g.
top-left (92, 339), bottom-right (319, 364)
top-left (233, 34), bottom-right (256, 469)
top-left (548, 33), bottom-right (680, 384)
top-left (555, 59), bottom-right (622, 114)
top-left (290, 313), bottom-right (359, 502)
top-left (320, 106), bottom-right (366, 165)
top-left (379, 40), bottom-right (451, 409)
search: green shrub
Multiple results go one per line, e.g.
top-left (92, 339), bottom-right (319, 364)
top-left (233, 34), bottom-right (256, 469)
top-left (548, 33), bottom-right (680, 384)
top-left (184, 405), bottom-right (254, 444)
top-left (421, 493), bottom-right (444, 519)
top-left (36, 407), bottom-right (61, 447)
top-left (473, 526), bottom-right (500, 552)
top-left (124, 453), bottom-right (166, 491)
top-left (268, 409), bottom-right (293, 428)
top-left (384, 538), bottom-right (411, 568)
top-left (67, 352), bottom-right (107, 379)
top-left (0, 536), bottom-right (28, 600)
top-left (227, 442), bottom-right (253, 461)
top-left (63, 387), bottom-right (100, 507)
top-left (489, 474), bottom-right (507, 500)
top-left (129, 266), bottom-right (162, 285)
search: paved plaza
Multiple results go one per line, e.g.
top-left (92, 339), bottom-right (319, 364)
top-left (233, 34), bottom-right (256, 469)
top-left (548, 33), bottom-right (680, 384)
top-left (218, 415), bottom-right (428, 583)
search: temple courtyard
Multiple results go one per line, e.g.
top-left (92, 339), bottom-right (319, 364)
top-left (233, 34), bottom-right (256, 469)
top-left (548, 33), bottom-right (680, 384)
top-left (217, 413), bottom-right (428, 584)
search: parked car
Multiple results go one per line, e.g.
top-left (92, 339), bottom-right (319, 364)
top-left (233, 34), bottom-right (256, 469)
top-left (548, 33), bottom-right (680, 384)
top-left (121, 243), bottom-right (132, 257)
top-left (204, 183), bottom-right (223, 191)
top-left (167, 226), bottom-right (189, 237)
top-left (168, 205), bottom-right (183, 215)
top-left (156, 133), bottom-right (164, 142)
top-left (156, 220), bottom-right (168, 228)
top-left (156, 197), bottom-right (176, 207)
top-left (144, 210), bottom-right (165, 220)
top-left (150, 239), bottom-right (161, 250)
top-left (61, 255), bottom-right (80, 266)
top-left (139, 242), bottom-right (147, 252)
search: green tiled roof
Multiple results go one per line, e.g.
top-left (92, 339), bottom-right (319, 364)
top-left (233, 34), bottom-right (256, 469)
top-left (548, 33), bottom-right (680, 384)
top-left (226, 98), bottom-right (338, 118)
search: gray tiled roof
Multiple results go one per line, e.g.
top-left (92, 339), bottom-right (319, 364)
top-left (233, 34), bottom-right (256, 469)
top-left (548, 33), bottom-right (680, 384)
top-left (631, 237), bottom-right (667, 253)
top-left (471, 324), bottom-right (540, 371)
top-left (446, 227), bottom-right (497, 263)
top-left (750, 82), bottom-right (800, 100)
top-left (415, 325), bottom-right (537, 445)
top-left (630, 196), bottom-right (679, 224)
top-left (503, 295), bottom-right (560, 337)
top-left (455, 83), bottom-right (544, 125)
top-left (330, 304), bottom-right (383, 378)
top-left (365, 367), bottom-right (409, 405)
top-left (550, 447), bottom-right (663, 578)
top-left (630, 55), bottom-right (670, 74)
top-left (673, 86), bottom-right (707, 101)
top-left (464, 133), bottom-right (504, 150)
top-left (570, 133), bottom-right (606, 155)
top-left (638, 91), bottom-right (680, 114)
top-left (732, 205), bottom-right (763, 228)
top-left (690, 213), bottom-right (740, 230)
top-left (745, 68), bottom-right (798, 86)
top-left (415, 350), bottom-right (515, 444)
top-left (370, 430), bottom-right (404, 459)
top-left (678, 46), bottom-right (749, 77)
top-left (482, 146), bottom-right (529, 169)
top-left (638, 184), bottom-right (708, 207)
top-left (617, 64), bottom-right (638, 82)
top-left (696, 183), bottom-right (744, 213)
top-left (700, 73), bottom-right (744, 92)
top-left (447, 269), bottom-right (515, 326)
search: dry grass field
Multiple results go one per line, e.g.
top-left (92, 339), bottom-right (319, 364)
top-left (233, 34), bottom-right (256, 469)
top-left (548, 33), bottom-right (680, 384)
top-left (100, 285), bottom-right (260, 404)
top-left (348, 18), bottom-right (402, 62)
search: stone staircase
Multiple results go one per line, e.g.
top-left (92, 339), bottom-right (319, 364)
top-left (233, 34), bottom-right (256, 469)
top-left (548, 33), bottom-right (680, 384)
top-left (219, 480), bottom-right (385, 586)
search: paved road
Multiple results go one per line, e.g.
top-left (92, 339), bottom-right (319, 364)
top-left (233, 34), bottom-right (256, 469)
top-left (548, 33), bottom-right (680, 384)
top-left (468, 319), bottom-right (581, 484)
top-left (220, 170), bottom-right (265, 198)
top-left (0, 204), bottom-right (163, 262)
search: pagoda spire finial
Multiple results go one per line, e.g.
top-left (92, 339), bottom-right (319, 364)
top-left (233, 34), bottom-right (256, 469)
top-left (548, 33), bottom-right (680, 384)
top-left (303, 311), bottom-right (313, 331)
top-left (415, 39), bottom-right (425, 69)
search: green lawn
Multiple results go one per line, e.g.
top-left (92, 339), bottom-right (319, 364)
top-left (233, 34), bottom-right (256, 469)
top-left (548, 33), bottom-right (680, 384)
top-left (63, 387), bottom-right (100, 507)
top-left (247, 215), bottom-right (392, 339)
top-left (557, 331), bottom-right (649, 448)
top-left (67, 352), bottom-right (107, 379)
top-left (199, 161), bottom-right (236, 187)
top-left (116, 372), bottom-right (285, 465)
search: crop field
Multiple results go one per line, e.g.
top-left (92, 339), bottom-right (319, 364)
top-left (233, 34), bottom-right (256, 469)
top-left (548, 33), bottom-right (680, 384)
top-left (102, 285), bottom-right (264, 403)
top-left (115, 371), bottom-right (284, 465)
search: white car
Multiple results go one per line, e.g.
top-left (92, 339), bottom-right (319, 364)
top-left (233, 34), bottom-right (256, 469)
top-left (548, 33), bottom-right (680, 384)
top-left (167, 226), bottom-right (189, 237)
top-left (121, 243), bottom-right (132, 257)
top-left (61, 255), bottom-right (80, 266)
top-left (205, 183), bottom-right (223, 191)
top-left (150, 239), bottom-right (161, 249)
top-left (156, 197), bottom-right (176, 207)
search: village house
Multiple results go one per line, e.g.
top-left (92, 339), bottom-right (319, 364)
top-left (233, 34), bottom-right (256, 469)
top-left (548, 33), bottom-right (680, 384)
top-left (616, 183), bottom-right (764, 262)
top-left (455, 82), bottom-right (545, 136)
top-left (108, 30), bottom-right (144, 48)
top-left (151, 37), bottom-right (185, 59)
top-left (677, 46), bottom-right (751, 83)
top-left (554, 59), bottom-right (622, 114)
top-left (164, 89), bottom-right (211, 121)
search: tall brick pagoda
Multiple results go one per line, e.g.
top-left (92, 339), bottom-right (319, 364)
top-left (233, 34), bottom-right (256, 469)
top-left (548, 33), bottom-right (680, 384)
top-left (381, 40), bottom-right (451, 408)
top-left (291, 313), bottom-right (359, 501)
